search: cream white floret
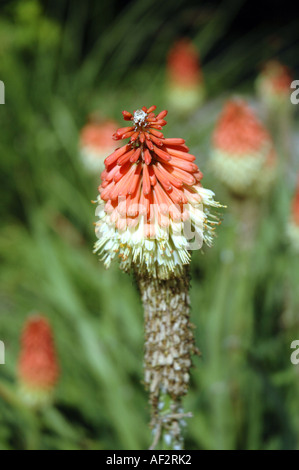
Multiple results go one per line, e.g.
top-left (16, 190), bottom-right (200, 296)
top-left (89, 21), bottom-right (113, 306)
top-left (94, 185), bottom-right (222, 279)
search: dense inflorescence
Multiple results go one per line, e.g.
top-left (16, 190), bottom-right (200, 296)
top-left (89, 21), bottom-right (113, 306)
top-left (94, 106), bottom-right (221, 279)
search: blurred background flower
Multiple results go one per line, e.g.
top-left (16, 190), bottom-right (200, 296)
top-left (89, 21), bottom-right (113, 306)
top-left (0, 0), bottom-right (299, 451)
top-left (18, 315), bottom-right (59, 408)
top-left (79, 117), bottom-right (118, 174)
top-left (256, 60), bottom-right (293, 114)
top-left (210, 98), bottom-right (275, 197)
top-left (166, 38), bottom-right (205, 113)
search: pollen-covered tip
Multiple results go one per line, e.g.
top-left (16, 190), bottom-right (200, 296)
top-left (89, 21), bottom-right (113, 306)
top-left (94, 105), bottom-right (223, 279)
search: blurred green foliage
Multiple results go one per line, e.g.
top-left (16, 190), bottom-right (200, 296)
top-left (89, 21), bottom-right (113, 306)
top-left (0, 0), bottom-right (299, 450)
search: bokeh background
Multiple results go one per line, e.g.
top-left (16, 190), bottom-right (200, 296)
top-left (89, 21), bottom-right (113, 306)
top-left (0, 0), bottom-right (299, 450)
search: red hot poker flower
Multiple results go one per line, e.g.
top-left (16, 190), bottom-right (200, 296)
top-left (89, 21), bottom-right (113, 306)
top-left (256, 61), bottom-right (293, 110)
top-left (167, 39), bottom-right (202, 88)
top-left (260, 61), bottom-right (292, 94)
top-left (213, 99), bottom-right (271, 156)
top-left (79, 119), bottom-right (118, 173)
top-left (18, 315), bottom-right (59, 406)
top-left (94, 106), bottom-right (221, 279)
top-left (166, 39), bottom-right (204, 112)
top-left (211, 99), bottom-right (276, 196)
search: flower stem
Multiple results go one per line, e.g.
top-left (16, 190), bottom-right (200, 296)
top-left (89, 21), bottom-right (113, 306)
top-left (136, 267), bottom-right (199, 450)
top-left (231, 195), bottom-right (261, 251)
